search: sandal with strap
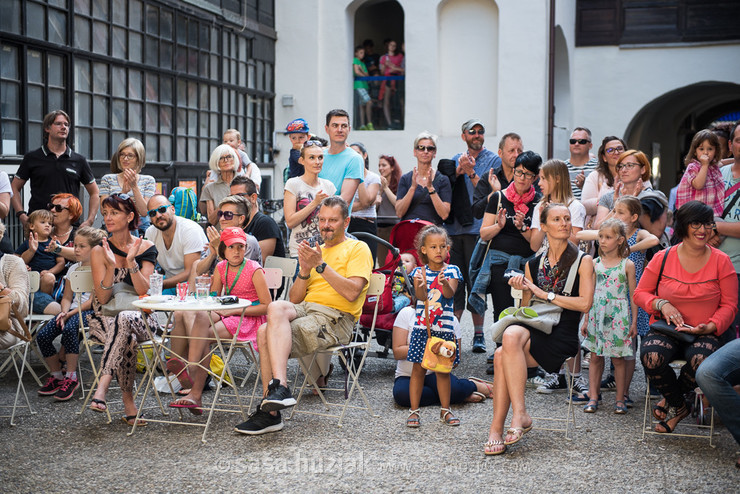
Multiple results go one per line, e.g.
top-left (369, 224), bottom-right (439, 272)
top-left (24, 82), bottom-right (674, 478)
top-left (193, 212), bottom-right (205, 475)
top-left (614, 400), bottom-right (628, 414)
top-left (583, 399), bottom-right (598, 413)
top-left (652, 399), bottom-right (668, 421)
top-left (484, 439), bottom-right (507, 456)
top-left (406, 408), bottom-right (420, 428)
top-left (655, 404), bottom-right (690, 433)
top-left (440, 407), bottom-right (460, 426)
top-left (503, 424), bottom-right (533, 445)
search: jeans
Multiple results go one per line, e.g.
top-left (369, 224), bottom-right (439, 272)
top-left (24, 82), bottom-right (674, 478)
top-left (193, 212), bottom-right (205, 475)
top-left (393, 374), bottom-right (475, 407)
top-left (695, 338), bottom-right (740, 445)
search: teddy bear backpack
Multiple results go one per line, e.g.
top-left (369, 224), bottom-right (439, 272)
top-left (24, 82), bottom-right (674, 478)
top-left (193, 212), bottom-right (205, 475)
top-left (420, 269), bottom-right (455, 374)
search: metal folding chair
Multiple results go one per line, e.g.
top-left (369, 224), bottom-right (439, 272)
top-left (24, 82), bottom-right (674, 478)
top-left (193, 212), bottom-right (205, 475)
top-left (288, 273), bottom-right (385, 426)
top-left (0, 317), bottom-right (35, 425)
top-left (23, 271), bottom-right (55, 385)
top-left (640, 359), bottom-right (717, 446)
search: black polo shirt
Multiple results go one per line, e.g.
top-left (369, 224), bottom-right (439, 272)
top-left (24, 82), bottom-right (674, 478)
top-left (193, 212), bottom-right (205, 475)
top-left (15, 145), bottom-right (95, 213)
top-left (245, 211), bottom-right (286, 259)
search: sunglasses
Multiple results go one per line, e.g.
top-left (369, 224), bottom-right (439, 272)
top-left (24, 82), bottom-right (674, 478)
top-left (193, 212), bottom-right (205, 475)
top-left (605, 146), bottom-right (625, 154)
top-left (147, 205), bottom-right (171, 217)
top-left (111, 193), bottom-right (132, 201)
top-left (416, 145), bottom-right (436, 152)
top-left (47, 203), bottom-right (69, 212)
top-left (569, 139), bottom-right (590, 145)
top-left (466, 129), bottom-right (485, 135)
top-left (303, 140), bottom-right (323, 148)
top-left (217, 210), bottom-right (244, 220)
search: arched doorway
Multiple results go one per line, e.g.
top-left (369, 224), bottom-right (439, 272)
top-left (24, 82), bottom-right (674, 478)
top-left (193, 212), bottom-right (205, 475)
top-left (552, 25), bottom-right (571, 160)
top-left (624, 81), bottom-right (740, 192)
top-left (353, 0), bottom-right (405, 130)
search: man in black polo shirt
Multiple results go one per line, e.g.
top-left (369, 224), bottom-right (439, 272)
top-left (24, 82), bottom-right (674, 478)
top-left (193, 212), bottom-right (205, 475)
top-left (230, 175), bottom-right (286, 262)
top-left (11, 110), bottom-right (99, 227)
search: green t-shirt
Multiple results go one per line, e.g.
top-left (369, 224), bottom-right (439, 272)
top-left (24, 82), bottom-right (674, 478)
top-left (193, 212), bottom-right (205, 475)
top-left (353, 57), bottom-right (369, 90)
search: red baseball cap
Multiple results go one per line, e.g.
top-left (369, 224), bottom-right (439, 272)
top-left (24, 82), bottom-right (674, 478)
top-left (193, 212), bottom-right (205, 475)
top-left (221, 226), bottom-right (247, 246)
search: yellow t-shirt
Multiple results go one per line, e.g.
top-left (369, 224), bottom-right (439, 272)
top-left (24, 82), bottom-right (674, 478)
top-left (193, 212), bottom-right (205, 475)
top-left (304, 238), bottom-right (373, 320)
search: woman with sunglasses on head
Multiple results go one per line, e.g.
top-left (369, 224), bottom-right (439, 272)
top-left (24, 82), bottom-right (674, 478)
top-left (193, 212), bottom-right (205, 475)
top-left (635, 201), bottom-right (737, 434)
top-left (474, 151), bottom-right (542, 321)
top-left (580, 136), bottom-right (627, 216)
top-left (283, 140), bottom-right (336, 257)
top-left (86, 193), bottom-right (158, 425)
top-left (395, 132), bottom-right (451, 224)
top-left (99, 138), bottom-right (155, 236)
top-left (201, 144), bottom-right (240, 226)
top-left (44, 193), bottom-right (83, 262)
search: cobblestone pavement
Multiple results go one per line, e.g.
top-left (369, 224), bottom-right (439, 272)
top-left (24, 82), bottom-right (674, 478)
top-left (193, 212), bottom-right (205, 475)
top-left (1, 312), bottom-right (738, 493)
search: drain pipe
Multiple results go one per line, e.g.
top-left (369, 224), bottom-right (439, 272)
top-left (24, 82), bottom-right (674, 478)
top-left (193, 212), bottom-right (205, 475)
top-left (546, 0), bottom-right (556, 159)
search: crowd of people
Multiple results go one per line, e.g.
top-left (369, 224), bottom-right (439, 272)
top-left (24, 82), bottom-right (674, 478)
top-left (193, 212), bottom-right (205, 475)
top-left (2, 108), bottom-right (740, 467)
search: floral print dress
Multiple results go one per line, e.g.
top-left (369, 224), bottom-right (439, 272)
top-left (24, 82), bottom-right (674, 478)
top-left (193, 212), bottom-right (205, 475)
top-left (583, 257), bottom-right (633, 357)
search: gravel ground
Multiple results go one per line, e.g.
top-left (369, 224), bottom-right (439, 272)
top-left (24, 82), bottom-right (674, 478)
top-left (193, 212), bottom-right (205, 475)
top-left (1, 311), bottom-right (738, 493)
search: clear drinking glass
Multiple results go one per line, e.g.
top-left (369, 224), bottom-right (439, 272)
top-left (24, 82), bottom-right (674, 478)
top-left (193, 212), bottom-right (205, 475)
top-left (195, 275), bottom-right (211, 302)
top-left (149, 273), bottom-right (163, 297)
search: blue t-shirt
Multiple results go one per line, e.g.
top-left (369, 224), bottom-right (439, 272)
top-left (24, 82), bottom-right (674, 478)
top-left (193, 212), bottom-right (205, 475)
top-left (446, 148), bottom-right (500, 236)
top-left (412, 264), bottom-right (463, 336)
top-left (319, 147), bottom-right (364, 210)
top-left (16, 238), bottom-right (58, 272)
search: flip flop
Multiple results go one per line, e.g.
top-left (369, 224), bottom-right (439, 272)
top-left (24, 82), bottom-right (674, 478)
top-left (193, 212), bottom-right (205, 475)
top-left (484, 439), bottom-right (507, 456)
top-left (166, 358), bottom-right (194, 389)
top-left (90, 398), bottom-right (107, 412)
top-left (468, 377), bottom-right (494, 399)
top-left (503, 424), bottom-right (533, 445)
top-left (169, 397), bottom-right (203, 416)
top-left (465, 391), bottom-right (486, 403)
top-left (121, 415), bottom-right (148, 427)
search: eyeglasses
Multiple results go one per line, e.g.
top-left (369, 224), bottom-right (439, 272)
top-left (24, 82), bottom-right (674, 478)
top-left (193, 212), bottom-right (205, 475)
top-left (303, 140), bottom-right (323, 148)
top-left (689, 221), bottom-right (716, 231)
top-left (616, 162), bottom-right (641, 171)
top-left (416, 145), bottom-right (436, 152)
top-left (513, 169), bottom-right (536, 179)
top-left (147, 205), bottom-right (171, 217)
top-left (605, 146), bottom-right (625, 154)
top-left (467, 129), bottom-right (485, 135)
top-left (569, 139), bottom-right (590, 145)
top-left (119, 153), bottom-right (137, 161)
top-left (47, 203), bottom-right (69, 212)
top-left (111, 193), bottom-right (132, 201)
top-left (217, 210), bottom-right (244, 220)
top-left (219, 155), bottom-right (234, 161)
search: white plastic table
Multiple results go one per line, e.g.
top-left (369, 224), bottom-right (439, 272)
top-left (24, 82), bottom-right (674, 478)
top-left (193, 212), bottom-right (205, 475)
top-left (131, 295), bottom-right (252, 442)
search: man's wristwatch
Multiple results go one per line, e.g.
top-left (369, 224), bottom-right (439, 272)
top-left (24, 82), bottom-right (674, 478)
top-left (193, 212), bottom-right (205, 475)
top-left (315, 262), bottom-right (327, 274)
top-left (428, 188), bottom-right (437, 195)
top-left (547, 292), bottom-right (556, 302)
top-left (469, 172), bottom-right (477, 179)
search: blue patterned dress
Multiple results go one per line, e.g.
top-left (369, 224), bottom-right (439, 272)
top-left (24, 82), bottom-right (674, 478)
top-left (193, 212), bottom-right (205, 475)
top-left (627, 230), bottom-right (650, 337)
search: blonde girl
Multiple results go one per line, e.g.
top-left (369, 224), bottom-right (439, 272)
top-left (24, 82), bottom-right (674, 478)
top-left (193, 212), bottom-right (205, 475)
top-left (676, 129), bottom-right (724, 215)
top-left (405, 225), bottom-right (462, 428)
top-left (581, 219), bottom-right (637, 414)
top-left (36, 227), bottom-right (106, 401)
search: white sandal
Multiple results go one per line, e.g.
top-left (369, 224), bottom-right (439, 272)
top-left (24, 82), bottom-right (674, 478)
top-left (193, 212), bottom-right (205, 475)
top-left (406, 408), bottom-right (420, 428)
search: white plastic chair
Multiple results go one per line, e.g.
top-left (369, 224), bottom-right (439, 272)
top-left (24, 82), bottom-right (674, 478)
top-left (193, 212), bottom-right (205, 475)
top-left (264, 256), bottom-right (298, 301)
top-left (288, 273), bottom-right (385, 426)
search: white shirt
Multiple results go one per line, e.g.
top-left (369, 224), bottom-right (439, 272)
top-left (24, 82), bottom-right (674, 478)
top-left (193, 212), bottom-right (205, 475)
top-left (145, 217), bottom-right (207, 279)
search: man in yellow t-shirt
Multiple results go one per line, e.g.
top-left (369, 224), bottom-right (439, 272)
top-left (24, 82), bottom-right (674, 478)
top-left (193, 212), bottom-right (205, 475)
top-left (235, 196), bottom-right (372, 435)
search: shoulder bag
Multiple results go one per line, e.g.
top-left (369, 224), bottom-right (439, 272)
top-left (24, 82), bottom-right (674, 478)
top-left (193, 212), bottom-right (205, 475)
top-left (101, 282), bottom-right (140, 317)
top-left (648, 247), bottom-right (696, 344)
top-left (492, 250), bottom-right (584, 344)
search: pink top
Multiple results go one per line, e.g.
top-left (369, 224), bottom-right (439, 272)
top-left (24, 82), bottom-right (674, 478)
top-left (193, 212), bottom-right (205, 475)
top-left (216, 258), bottom-right (263, 300)
top-left (634, 245), bottom-right (738, 336)
top-left (675, 160), bottom-right (724, 216)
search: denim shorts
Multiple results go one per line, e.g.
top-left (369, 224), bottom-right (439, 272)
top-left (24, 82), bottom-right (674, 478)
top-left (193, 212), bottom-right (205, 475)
top-left (32, 291), bottom-right (56, 314)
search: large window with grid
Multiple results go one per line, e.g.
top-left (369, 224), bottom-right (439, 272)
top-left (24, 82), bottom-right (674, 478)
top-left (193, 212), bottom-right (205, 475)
top-left (0, 0), bottom-right (275, 166)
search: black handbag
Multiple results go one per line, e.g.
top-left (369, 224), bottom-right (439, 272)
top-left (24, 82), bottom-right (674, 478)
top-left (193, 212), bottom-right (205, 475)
top-left (648, 246), bottom-right (696, 344)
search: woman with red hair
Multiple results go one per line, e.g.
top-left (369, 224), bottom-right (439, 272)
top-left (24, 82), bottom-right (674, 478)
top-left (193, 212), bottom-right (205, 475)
top-left (376, 154), bottom-right (402, 264)
top-left (45, 192), bottom-right (82, 262)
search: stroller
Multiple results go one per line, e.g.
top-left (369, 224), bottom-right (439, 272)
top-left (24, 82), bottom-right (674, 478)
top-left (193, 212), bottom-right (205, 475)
top-left (355, 219), bottom-right (433, 358)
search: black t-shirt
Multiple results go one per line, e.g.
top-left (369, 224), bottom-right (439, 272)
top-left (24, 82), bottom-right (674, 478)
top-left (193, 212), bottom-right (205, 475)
top-left (485, 190), bottom-right (541, 256)
top-left (16, 145), bottom-right (95, 213)
top-left (246, 212), bottom-right (286, 259)
top-left (396, 171), bottom-right (452, 224)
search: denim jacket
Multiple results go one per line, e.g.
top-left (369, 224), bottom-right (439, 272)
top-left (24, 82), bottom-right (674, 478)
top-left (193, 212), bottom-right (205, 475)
top-left (468, 239), bottom-right (534, 314)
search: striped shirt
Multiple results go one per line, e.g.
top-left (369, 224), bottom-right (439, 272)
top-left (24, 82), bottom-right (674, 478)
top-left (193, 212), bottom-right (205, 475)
top-left (564, 157), bottom-right (598, 200)
top-left (412, 264), bottom-right (463, 335)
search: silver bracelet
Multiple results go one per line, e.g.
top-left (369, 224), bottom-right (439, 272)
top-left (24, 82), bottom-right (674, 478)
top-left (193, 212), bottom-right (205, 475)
top-left (100, 280), bottom-right (114, 290)
top-left (655, 299), bottom-right (668, 311)
top-left (130, 262), bottom-right (140, 274)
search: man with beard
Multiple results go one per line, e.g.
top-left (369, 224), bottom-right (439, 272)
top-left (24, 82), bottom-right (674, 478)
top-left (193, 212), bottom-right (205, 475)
top-left (144, 194), bottom-right (207, 291)
top-left (234, 196), bottom-right (373, 435)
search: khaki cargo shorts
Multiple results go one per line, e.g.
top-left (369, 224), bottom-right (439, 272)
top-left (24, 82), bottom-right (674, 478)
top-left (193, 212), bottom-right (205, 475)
top-left (289, 302), bottom-right (355, 357)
